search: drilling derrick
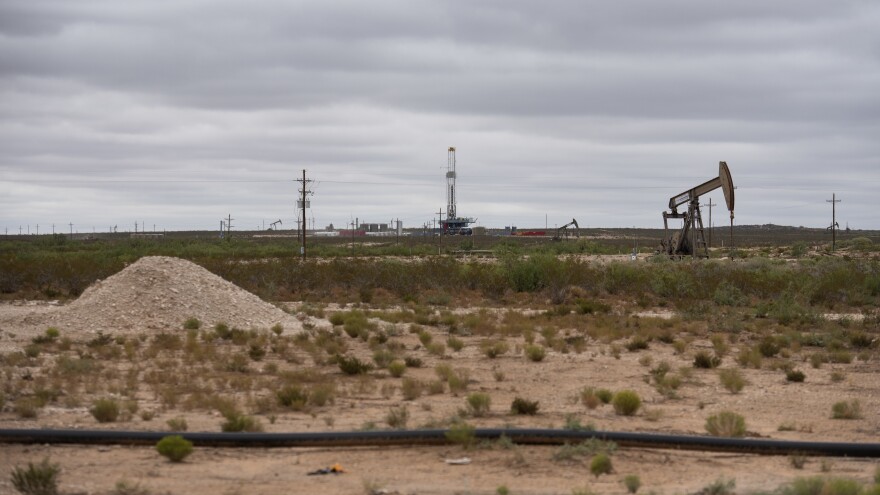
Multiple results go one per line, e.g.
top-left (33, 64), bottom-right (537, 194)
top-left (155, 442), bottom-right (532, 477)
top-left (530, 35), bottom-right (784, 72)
top-left (441, 146), bottom-right (475, 235)
top-left (447, 147), bottom-right (457, 220)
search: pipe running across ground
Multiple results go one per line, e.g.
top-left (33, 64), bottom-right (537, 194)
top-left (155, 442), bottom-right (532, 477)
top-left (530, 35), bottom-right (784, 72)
top-left (1, 428), bottom-right (879, 457)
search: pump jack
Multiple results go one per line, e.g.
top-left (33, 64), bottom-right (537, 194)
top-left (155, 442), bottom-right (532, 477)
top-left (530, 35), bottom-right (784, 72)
top-left (553, 218), bottom-right (580, 240)
top-left (269, 219), bottom-right (282, 231)
top-left (660, 162), bottom-right (734, 258)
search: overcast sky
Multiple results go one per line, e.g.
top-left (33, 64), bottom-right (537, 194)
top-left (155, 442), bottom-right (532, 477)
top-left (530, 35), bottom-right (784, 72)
top-left (2, 1), bottom-right (878, 234)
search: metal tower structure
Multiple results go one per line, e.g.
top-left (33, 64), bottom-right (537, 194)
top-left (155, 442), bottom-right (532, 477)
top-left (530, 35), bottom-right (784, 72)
top-left (446, 147), bottom-right (457, 220)
top-left (441, 146), bottom-right (475, 235)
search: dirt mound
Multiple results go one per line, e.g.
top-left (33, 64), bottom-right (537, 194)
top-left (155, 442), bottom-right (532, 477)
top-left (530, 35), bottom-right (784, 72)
top-left (28, 256), bottom-right (302, 337)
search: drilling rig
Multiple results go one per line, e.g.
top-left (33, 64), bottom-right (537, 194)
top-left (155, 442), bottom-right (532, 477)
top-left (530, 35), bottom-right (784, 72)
top-left (441, 147), bottom-right (476, 235)
top-left (660, 161), bottom-right (734, 258)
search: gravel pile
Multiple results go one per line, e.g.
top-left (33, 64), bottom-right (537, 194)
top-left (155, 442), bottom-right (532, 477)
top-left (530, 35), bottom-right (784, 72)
top-left (19, 256), bottom-right (302, 337)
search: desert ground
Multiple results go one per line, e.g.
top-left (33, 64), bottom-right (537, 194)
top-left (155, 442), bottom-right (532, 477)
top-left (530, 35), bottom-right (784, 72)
top-left (1, 254), bottom-right (879, 495)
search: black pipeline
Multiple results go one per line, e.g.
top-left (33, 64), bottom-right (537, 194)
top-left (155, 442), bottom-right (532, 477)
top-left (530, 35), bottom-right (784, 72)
top-left (2, 428), bottom-right (879, 457)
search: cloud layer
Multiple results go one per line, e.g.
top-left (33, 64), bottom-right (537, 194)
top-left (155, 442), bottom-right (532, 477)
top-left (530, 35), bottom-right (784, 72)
top-left (2, 0), bottom-right (878, 232)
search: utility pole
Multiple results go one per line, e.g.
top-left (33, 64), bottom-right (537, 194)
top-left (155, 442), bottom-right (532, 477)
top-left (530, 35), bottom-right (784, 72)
top-left (437, 208), bottom-right (444, 255)
top-left (296, 169), bottom-right (313, 261)
top-left (69, 222), bottom-right (73, 238)
top-left (706, 198), bottom-right (717, 248)
top-left (226, 214), bottom-right (234, 239)
top-left (827, 193), bottom-right (841, 251)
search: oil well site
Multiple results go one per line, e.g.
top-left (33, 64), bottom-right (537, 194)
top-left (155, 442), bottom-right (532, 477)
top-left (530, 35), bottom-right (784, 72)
top-left (2, 151), bottom-right (880, 495)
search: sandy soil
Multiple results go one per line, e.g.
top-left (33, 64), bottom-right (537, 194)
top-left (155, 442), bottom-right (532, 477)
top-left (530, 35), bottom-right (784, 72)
top-left (1, 257), bottom-right (878, 494)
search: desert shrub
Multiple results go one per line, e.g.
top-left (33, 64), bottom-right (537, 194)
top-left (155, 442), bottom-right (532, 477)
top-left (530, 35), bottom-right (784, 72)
top-left (447, 336), bottom-right (465, 352)
top-left (580, 388), bottom-right (601, 409)
top-left (737, 346), bottom-right (763, 369)
top-left (90, 398), bottom-right (120, 423)
top-left (718, 368), bottom-right (746, 394)
top-left (388, 360), bottom-right (406, 378)
top-left (426, 342), bottom-right (446, 356)
top-left (694, 350), bottom-right (722, 369)
top-left (221, 411), bottom-right (263, 432)
top-left (782, 477), bottom-right (864, 495)
top-left (713, 281), bottom-right (747, 306)
top-left (789, 453), bottom-right (807, 469)
top-left (481, 339), bottom-right (509, 359)
top-left (247, 343), bottom-right (266, 361)
top-left (596, 389), bottom-right (614, 404)
top-left (214, 322), bottom-right (231, 339)
top-left (623, 474), bottom-right (641, 494)
top-left (183, 317), bottom-right (200, 330)
top-left (418, 330), bottom-right (433, 346)
top-left (590, 453), bottom-right (613, 478)
top-left (11, 458), bottom-right (60, 495)
top-left (440, 367), bottom-right (470, 394)
top-left (611, 390), bottom-right (641, 416)
top-left (827, 351), bottom-right (853, 364)
top-left (24, 344), bottom-right (40, 358)
top-left (32, 327), bottom-right (60, 344)
top-left (276, 384), bottom-right (309, 410)
top-left (401, 378), bottom-right (423, 400)
top-left (786, 369), bottom-right (806, 382)
top-left (371, 349), bottom-right (395, 368)
top-left (336, 355), bottom-right (373, 375)
top-left (577, 299), bottom-right (611, 314)
top-left (166, 417), bottom-right (188, 431)
top-left (701, 478), bottom-right (736, 495)
top-left (343, 311), bottom-right (375, 339)
top-left (553, 438), bottom-right (615, 461)
top-left (848, 332), bottom-right (874, 349)
top-left (113, 479), bottom-right (151, 495)
top-left (403, 356), bottom-right (423, 368)
top-left (524, 344), bottom-right (546, 362)
top-left (307, 383), bottom-right (335, 407)
top-left (510, 397), bottom-right (539, 415)
top-left (385, 406), bottom-right (409, 429)
top-left (328, 313), bottom-right (345, 326)
top-left (445, 420), bottom-right (476, 448)
top-left (427, 379), bottom-right (446, 395)
top-left (705, 411), bottom-right (746, 437)
top-left (466, 392), bottom-right (492, 417)
top-left (625, 336), bottom-right (649, 352)
top-left (156, 435), bottom-right (193, 463)
top-left (563, 415), bottom-right (595, 432)
top-left (15, 398), bottom-right (39, 419)
top-left (758, 337), bottom-right (781, 357)
top-left (831, 400), bottom-right (861, 419)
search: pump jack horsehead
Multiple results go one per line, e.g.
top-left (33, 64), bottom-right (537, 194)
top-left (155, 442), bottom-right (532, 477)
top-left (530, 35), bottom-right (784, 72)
top-left (660, 162), bottom-right (735, 259)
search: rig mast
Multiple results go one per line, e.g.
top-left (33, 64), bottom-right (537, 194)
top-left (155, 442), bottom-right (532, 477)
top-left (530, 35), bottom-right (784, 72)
top-left (441, 147), bottom-right (475, 235)
top-left (446, 147), bottom-right (457, 220)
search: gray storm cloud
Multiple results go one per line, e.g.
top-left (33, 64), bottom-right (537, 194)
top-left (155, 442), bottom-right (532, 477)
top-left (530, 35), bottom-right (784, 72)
top-left (1, 0), bottom-right (878, 232)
